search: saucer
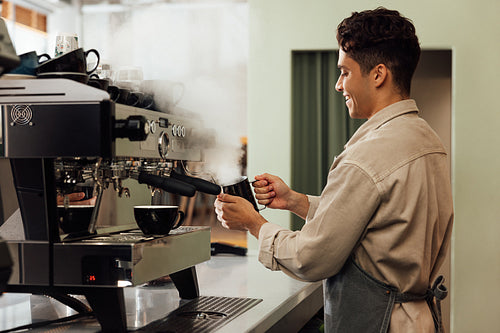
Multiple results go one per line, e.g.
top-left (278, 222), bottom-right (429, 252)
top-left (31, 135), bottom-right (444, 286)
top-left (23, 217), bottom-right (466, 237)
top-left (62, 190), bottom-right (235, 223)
top-left (0, 74), bottom-right (36, 80)
top-left (37, 72), bottom-right (89, 84)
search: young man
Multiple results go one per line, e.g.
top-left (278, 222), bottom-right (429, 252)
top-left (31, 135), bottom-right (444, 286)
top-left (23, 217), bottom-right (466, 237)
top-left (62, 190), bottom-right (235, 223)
top-left (214, 8), bottom-right (453, 332)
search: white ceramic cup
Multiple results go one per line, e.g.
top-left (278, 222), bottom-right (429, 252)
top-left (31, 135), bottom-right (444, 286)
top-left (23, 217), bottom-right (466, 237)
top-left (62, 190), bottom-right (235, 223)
top-left (55, 33), bottom-right (79, 57)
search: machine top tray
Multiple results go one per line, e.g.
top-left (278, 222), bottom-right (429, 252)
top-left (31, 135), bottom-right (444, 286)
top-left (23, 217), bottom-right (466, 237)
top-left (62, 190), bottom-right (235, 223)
top-left (69, 226), bottom-right (210, 245)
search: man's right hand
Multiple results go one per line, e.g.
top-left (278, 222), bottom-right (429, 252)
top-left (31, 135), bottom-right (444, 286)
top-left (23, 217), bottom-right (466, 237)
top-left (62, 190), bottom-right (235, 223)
top-left (252, 173), bottom-right (293, 210)
top-left (253, 173), bottom-right (310, 219)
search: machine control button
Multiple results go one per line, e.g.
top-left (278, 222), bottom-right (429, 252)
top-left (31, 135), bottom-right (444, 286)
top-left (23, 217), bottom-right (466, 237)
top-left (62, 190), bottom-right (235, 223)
top-left (172, 124), bottom-right (177, 137)
top-left (180, 126), bottom-right (186, 137)
top-left (149, 120), bottom-right (156, 134)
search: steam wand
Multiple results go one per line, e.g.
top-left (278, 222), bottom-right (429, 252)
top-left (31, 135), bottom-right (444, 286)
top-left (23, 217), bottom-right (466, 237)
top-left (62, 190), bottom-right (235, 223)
top-left (88, 158), bottom-right (104, 235)
top-left (87, 184), bottom-right (103, 235)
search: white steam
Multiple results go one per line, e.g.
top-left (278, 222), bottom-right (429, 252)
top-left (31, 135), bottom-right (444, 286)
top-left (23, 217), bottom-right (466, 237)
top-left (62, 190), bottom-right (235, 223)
top-left (82, 3), bottom-right (248, 184)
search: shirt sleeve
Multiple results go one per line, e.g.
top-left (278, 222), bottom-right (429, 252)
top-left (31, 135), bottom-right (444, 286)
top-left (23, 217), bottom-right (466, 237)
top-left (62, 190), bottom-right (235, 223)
top-left (306, 195), bottom-right (320, 222)
top-left (257, 162), bottom-right (381, 282)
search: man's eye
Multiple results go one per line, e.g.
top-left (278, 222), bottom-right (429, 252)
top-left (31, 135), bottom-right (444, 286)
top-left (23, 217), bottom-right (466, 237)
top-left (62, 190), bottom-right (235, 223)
top-left (340, 71), bottom-right (348, 77)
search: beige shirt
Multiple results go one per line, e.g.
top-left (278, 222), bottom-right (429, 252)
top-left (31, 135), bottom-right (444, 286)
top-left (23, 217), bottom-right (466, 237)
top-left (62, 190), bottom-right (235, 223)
top-left (258, 99), bottom-right (454, 332)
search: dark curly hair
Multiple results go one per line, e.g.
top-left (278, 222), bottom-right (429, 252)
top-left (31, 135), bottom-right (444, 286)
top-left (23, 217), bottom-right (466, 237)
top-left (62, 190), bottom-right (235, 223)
top-left (336, 7), bottom-right (420, 96)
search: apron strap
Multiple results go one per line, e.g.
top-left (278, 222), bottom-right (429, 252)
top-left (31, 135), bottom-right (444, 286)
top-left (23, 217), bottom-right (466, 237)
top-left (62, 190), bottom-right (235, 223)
top-left (393, 275), bottom-right (448, 333)
top-left (426, 275), bottom-right (448, 333)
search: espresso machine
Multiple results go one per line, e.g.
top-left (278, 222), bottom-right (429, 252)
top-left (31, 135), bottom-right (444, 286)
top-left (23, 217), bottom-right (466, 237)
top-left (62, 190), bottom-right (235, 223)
top-left (0, 18), bottom-right (19, 297)
top-left (0, 78), bottom-right (220, 332)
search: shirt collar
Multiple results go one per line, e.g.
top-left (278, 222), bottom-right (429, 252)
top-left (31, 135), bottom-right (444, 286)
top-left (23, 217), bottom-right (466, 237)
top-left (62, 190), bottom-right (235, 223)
top-left (345, 99), bottom-right (419, 148)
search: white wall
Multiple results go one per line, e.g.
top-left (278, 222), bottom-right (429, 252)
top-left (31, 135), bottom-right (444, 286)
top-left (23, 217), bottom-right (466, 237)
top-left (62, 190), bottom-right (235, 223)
top-left (248, 0), bottom-right (500, 331)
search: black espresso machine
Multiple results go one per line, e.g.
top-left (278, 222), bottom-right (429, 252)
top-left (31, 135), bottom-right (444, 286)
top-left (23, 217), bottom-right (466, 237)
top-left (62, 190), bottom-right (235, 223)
top-left (0, 78), bottom-right (220, 331)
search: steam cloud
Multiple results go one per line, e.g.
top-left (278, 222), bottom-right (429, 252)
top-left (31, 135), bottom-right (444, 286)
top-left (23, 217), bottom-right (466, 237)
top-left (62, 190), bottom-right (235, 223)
top-left (82, 3), bottom-right (248, 185)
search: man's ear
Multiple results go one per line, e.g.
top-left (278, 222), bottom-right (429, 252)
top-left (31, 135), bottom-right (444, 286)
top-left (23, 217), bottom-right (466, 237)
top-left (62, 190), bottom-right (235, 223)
top-left (373, 64), bottom-right (388, 88)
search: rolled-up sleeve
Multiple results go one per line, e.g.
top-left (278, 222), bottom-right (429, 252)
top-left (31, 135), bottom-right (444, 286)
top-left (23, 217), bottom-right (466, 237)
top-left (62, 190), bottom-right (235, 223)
top-left (257, 162), bottom-right (381, 282)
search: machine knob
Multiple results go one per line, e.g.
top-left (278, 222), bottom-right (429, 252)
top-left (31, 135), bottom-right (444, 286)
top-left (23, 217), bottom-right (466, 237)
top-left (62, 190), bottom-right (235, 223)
top-left (158, 131), bottom-right (170, 158)
top-left (114, 116), bottom-right (150, 141)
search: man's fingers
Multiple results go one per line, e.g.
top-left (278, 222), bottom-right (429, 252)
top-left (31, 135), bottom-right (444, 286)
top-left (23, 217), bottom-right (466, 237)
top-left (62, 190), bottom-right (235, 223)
top-left (67, 192), bottom-right (85, 201)
top-left (254, 186), bottom-right (274, 195)
top-left (217, 193), bottom-right (240, 203)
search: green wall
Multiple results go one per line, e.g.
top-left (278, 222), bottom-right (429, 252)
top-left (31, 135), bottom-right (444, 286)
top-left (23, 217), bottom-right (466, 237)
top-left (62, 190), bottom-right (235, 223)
top-left (248, 0), bottom-right (500, 331)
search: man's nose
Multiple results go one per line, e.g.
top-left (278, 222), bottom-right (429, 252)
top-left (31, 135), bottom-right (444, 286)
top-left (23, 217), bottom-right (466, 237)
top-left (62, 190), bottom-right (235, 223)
top-left (335, 76), bottom-right (343, 92)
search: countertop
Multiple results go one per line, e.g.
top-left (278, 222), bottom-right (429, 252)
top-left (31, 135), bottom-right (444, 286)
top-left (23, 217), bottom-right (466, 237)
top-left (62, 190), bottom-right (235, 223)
top-left (0, 251), bottom-right (323, 332)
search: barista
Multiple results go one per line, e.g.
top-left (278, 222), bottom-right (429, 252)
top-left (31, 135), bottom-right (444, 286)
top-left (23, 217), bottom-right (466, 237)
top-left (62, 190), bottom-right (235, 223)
top-left (214, 7), bottom-right (453, 333)
top-left (56, 192), bottom-right (96, 206)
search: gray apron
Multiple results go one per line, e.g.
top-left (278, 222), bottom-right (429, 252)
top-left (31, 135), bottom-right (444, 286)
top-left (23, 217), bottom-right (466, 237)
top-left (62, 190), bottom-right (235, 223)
top-left (324, 257), bottom-right (448, 333)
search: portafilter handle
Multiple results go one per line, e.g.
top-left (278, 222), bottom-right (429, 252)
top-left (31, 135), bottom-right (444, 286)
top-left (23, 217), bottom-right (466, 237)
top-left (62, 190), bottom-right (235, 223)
top-left (136, 172), bottom-right (196, 197)
top-left (170, 170), bottom-right (221, 195)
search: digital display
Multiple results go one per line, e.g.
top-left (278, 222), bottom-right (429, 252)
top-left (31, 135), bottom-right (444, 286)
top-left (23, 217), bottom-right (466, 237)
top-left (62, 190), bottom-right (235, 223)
top-left (86, 274), bottom-right (97, 283)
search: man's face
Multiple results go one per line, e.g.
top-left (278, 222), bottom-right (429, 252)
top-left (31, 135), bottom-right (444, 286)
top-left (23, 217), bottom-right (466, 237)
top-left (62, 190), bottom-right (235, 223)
top-left (335, 49), bottom-right (376, 119)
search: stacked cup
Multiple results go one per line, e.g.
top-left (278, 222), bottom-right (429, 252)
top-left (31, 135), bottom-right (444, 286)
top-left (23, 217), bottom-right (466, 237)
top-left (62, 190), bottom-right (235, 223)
top-left (35, 33), bottom-right (100, 84)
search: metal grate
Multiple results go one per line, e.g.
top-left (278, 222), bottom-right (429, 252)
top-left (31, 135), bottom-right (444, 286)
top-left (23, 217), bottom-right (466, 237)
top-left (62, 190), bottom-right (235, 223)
top-left (137, 296), bottom-right (262, 333)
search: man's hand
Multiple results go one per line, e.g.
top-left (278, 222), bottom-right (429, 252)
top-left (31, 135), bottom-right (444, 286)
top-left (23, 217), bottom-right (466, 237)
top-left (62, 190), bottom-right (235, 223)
top-left (214, 193), bottom-right (267, 238)
top-left (253, 173), bottom-right (293, 210)
top-left (57, 192), bottom-right (96, 206)
top-left (253, 173), bottom-right (310, 219)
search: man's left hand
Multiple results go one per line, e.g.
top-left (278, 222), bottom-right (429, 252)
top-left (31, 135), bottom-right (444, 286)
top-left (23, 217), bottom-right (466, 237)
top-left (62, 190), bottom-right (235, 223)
top-left (57, 192), bottom-right (96, 206)
top-left (214, 193), bottom-right (267, 238)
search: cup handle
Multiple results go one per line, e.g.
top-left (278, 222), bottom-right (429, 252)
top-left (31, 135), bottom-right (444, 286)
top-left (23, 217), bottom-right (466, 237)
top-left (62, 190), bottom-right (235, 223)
top-left (90, 73), bottom-right (99, 79)
top-left (172, 211), bottom-right (185, 229)
top-left (37, 53), bottom-right (51, 63)
top-left (250, 179), bottom-right (267, 211)
top-left (85, 49), bottom-right (100, 74)
top-left (142, 95), bottom-right (155, 109)
top-left (128, 93), bottom-right (142, 107)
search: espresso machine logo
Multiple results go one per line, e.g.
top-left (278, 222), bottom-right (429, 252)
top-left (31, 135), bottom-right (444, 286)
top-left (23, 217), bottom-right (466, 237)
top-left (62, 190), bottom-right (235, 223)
top-left (10, 105), bottom-right (33, 126)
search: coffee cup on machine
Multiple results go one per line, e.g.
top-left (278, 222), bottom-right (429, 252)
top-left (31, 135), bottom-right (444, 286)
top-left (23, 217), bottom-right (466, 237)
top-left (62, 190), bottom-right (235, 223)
top-left (140, 93), bottom-right (155, 109)
top-left (117, 88), bottom-right (131, 105)
top-left (141, 80), bottom-right (185, 112)
top-left (36, 48), bottom-right (100, 75)
top-left (107, 85), bottom-right (120, 101)
top-left (126, 91), bottom-right (144, 107)
top-left (88, 74), bottom-right (110, 91)
top-left (134, 205), bottom-right (185, 236)
top-left (115, 66), bottom-right (143, 91)
top-left (57, 205), bottom-right (95, 234)
top-left (221, 177), bottom-right (266, 212)
top-left (9, 51), bottom-right (50, 76)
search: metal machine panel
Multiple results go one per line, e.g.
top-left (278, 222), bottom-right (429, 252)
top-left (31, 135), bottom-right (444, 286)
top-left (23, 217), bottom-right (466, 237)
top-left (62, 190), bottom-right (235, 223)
top-left (115, 104), bottom-right (202, 161)
top-left (52, 226), bottom-right (211, 287)
top-left (7, 241), bottom-right (50, 286)
top-left (2, 102), bottom-right (114, 158)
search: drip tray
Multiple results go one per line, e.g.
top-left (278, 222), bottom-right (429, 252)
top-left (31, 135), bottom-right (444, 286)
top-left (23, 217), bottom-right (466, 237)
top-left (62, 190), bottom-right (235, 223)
top-left (137, 296), bottom-right (262, 333)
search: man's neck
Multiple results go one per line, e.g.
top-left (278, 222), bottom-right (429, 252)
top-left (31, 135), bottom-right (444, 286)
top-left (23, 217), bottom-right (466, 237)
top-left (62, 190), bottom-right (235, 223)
top-left (367, 93), bottom-right (407, 119)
